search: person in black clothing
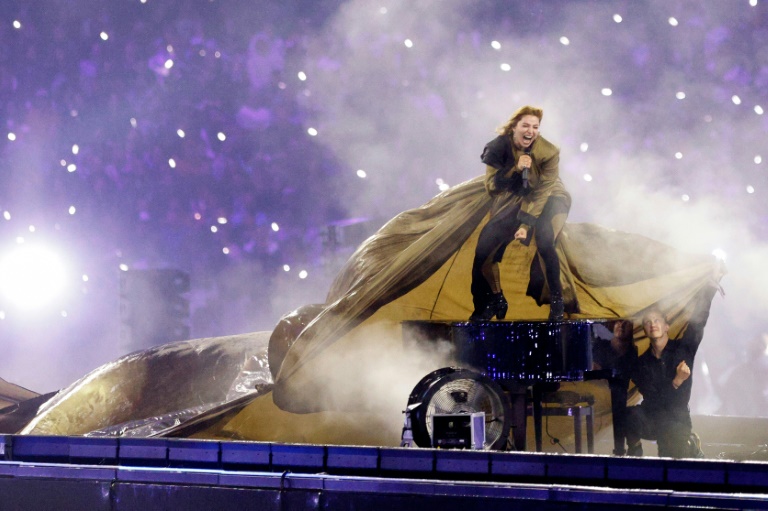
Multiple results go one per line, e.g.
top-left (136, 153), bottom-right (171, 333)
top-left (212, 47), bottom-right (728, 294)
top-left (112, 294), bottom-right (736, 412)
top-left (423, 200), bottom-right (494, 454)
top-left (625, 283), bottom-right (720, 458)
top-left (592, 320), bottom-right (637, 456)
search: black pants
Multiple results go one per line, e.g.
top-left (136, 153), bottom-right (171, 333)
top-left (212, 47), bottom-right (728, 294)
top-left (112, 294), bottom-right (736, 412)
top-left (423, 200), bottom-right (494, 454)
top-left (625, 404), bottom-right (692, 458)
top-left (471, 196), bottom-right (569, 311)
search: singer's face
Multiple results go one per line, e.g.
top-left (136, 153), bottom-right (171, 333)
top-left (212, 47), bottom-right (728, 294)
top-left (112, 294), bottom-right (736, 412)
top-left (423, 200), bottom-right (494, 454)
top-left (511, 115), bottom-right (540, 150)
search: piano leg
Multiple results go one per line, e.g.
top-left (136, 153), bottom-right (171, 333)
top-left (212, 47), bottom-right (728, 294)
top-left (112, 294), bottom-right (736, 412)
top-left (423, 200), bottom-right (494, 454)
top-left (533, 385), bottom-right (544, 452)
top-left (507, 385), bottom-right (528, 451)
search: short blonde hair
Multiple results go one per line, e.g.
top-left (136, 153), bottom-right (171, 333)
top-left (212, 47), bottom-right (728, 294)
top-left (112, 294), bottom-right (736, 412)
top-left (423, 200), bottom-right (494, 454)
top-left (498, 105), bottom-right (544, 136)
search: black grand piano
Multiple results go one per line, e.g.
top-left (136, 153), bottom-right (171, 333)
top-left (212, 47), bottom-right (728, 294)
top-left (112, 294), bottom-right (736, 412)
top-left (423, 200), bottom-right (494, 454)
top-left (402, 319), bottom-right (628, 452)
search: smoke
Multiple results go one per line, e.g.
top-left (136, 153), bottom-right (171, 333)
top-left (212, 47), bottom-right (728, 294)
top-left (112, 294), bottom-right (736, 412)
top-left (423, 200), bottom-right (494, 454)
top-left (289, 0), bottom-right (768, 416)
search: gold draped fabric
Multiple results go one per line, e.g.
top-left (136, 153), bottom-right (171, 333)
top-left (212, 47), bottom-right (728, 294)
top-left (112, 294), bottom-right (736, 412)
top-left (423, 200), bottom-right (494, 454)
top-left (20, 174), bottom-right (720, 451)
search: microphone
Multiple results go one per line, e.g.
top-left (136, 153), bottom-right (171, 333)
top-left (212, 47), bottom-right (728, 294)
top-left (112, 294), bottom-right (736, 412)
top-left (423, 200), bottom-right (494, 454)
top-left (521, 147), bottom-right (531, 189)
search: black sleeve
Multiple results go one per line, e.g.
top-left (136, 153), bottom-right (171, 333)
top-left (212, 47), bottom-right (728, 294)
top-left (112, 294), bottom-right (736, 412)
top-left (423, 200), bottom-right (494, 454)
top-left (680, 284), bottom-right (719, 356)
top-left (481, 136), bottom-right (522, 192)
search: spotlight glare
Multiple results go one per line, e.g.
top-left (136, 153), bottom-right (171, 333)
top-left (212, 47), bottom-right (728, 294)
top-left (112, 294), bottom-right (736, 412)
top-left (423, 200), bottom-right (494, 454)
top-left (298, 71), bottom-right (307, 81)
top-left (0, 245), bottom-right (68, 310)
top-left (732, 95), bottom-right (742, 105)
top-left (601, 88), bottom-right (613, 96)
top-left (559, 36), bottom-right (570, 46)
top-left (500, 63), bottom-right (511, 71)
top-left (271, 222), bottom-right (279, 232)
top-left (404, 39), bottom-right (413, 48)
top-left (746, 185), bottom-right (755, 194)
top-left (299, 270), bottom-right (308, 279)
top-left (682, 194), bottom-right (690, 201)
top-left (676, 91), bottom-right (686, 99)
top-left (668, 17), bottom-right (679, 26)
top-left (307, 127), bottom-right (318, 136)
top-left (491, 40), bottom-right (501, 50)
top-left (580, 142), bottom-right (589, 152)
top-left (755, 155), bottom-right (762, 164)
top-left (100, 31), bottom-right (109, 41)
top-left (7, 132), bottom-right (16, 141)
top-left (755, 105), bottom-right (764, 115)
top-left (583, 174), bottom-right (593, 182)
top-left (613, 14), bottom-right (623, 23)
top-left (356, 169), bottom-right (367, 178)
top-left (217, 132), bottom-right (226, 141)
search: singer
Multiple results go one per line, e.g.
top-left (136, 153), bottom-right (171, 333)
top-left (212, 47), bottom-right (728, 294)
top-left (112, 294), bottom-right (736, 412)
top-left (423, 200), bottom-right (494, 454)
top-left (470, 105), bottom-right (572, 321)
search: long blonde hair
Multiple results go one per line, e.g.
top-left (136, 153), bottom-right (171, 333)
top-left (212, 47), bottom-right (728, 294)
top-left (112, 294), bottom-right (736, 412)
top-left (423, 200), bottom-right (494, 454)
top-left (497, 105), bottom-right (544, 135)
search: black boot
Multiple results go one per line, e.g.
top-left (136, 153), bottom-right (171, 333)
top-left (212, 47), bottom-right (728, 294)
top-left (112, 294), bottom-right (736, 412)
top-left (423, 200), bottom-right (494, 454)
top-left (548, 292), bottom-right (564, 321)
top-left (470, 292), bottom-right (508, 321)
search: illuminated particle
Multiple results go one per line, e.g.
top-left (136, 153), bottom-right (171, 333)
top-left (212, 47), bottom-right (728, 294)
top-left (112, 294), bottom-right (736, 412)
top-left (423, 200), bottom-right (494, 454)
top-left (177, 129), bottom-right (185, 138)
top-left (13, 20), bottom-right (21, 29)
top-left (559, 36), bottom-right (570, 46)
top-left (746, 185), bottom-right (755, 193)
top-left (613, 14), bottom-right (623, 23)
top-left (491, 41), bottom-right (501, 50)
top-left (356, 169), bottom-right (367, 178)
top-left (500, 63), bottom-right (511, 71)
top-left (7, 132), bottom-right (16, 141)
top-left (439, 183), bottom-right (450, 191)
top-left (194, 213), bottom-right (202, 220)
top-left (214, 51), bottom-right (221, 58)
top-left (675, 152), bottom-right (683, 159)
top-left (307, 127), bottom-right (318, 136)
top-left (580, 143), bottom-right (589, 152)
top-left (3, 211), bottom-right (10, 220)
top-left (164, 59), bottom-right (174, 69)
top-left (583, 174), bottom-right (593, 182)
top-left (681, 194), bottom-right (690, 201)
top-left (217, 132), bottom-right (226, 141)
top-left (668, 17), bottom-right (679, 26)
top-left (755, 105), bottom-right (764, 115)
top-left (168, 158), bottom-right (176, 168)
top-left (70, 110), bottom-right (78, 117)
top-left (67, 164), bottom-right (77, 172)
top-left (732, 95), bottom-right (741, 105)
top-left (222, 247), bottom-right (230, 255)
top-left (199, 49), bottom-right (206, 57)
top-left (297, 71), bottom-right (307, 81)
top-left (601, 88), bottom-right (612, 96)
top-left (676, 91), bottom-right (686, 99)
top-left (167, 45), bottom-right (174, 53)
top-left (119, 264), bottom-right (129, 271)
top-left (379, 7), bottom-right (387, 14)
top-left (755, 155), bottom-right (763, 164)
top-left (210, 226), bottom-right (218, 233)
top-left (271, 222), bottom-right (279, 232)
top-left (72, 144), bottom-right (79, 155)
top-left (749, 0), bottom-right (757, 6)
top-left (299, 270), bottom-right (308, 279)
top-left (712, 248), bottom-right (727, 261)
top-left (100, 31), bottom-right (109, 41)
top-left (404, 39), bottom-right (413, 48)
top-left (68, 206), bottom-right (76, 215)
top-left (217, 217), bottom-right (227, 224)
top-left (278, 82), bottom-right (287, 89)
top-left (82, 275), bottom-right (89, 282)
top-left (283, 264), bottom-right (290, 272)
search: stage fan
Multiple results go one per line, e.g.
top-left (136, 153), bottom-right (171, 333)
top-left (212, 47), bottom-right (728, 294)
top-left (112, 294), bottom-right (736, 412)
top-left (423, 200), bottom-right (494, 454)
top-left (406, 367), bottom-right (512, 450)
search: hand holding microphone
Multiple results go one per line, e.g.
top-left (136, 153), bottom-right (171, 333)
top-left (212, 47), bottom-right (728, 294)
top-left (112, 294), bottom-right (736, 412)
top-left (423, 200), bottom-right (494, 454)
top-left (518, 151), bottom-right (532, 189)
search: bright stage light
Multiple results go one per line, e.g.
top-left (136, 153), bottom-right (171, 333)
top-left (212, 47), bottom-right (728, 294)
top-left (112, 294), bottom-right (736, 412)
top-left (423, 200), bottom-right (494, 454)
top-left (0, 245), bottom-right (69, 310)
